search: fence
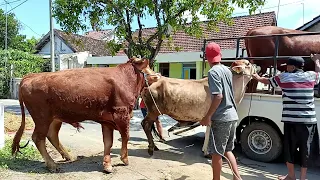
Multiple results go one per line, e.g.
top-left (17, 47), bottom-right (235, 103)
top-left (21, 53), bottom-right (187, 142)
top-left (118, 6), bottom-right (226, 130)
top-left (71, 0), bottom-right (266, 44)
top-left (201, 31), bottom-right (320, 94)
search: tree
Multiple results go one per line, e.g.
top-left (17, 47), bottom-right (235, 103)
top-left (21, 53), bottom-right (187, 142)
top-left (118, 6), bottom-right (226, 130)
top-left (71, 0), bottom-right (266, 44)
top-left (0, 9), bottom-right (40, 53)
top-left (0, 9), bottom-right (20, 50)
top-left (11, 36), bottom-right (39, 53)
top-left (53, 0), bottom-right (265, 67)
top-left (0, 50), bottom-right (47, 98)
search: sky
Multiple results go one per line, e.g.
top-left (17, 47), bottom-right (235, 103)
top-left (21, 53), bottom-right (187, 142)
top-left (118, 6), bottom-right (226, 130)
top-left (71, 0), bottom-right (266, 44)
top-left (0, 0), bottom-right (319, 39)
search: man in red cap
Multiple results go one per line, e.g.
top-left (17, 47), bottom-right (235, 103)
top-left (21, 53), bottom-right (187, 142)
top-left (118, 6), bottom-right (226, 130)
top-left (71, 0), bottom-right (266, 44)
top-left (200, 42), bottom-right (242, 180)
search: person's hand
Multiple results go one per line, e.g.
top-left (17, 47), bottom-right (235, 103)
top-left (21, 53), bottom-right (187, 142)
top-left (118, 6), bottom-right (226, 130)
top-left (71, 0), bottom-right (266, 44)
top-left (200, 115), bottom-right (211, 126)
top-left (311, 54), bottom-right (320, 63)
top-left (252, 73), bottom-right (260, 80)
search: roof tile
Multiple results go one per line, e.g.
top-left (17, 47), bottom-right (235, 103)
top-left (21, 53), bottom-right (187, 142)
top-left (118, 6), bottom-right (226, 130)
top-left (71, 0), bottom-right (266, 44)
top-left (132, 11), bottom-right (276, 53)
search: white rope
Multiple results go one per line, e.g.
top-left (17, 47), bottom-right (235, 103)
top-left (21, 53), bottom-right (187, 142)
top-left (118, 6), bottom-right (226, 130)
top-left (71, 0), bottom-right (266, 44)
top-left (144, 73), bottom-right (163, 116)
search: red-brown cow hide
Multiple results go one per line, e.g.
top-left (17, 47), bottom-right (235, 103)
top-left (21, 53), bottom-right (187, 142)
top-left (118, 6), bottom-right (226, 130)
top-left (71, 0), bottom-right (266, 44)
top-left (245, 26), bottom-right (320, 92)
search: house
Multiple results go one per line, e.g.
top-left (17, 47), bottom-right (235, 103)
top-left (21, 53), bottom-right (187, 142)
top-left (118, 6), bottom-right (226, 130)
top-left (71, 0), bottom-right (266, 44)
top-left (84, 29), bottom-right (117, 41)
top-left (296, 14), bottom-right (320, 31)
top-left (86, 11), bottom-right (277, 79)
top-left (35, 29), bottom-right (111, 70)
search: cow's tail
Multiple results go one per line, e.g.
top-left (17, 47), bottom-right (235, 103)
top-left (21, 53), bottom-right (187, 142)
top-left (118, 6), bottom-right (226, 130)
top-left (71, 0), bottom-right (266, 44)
top-left (12, 87), bottom-right (29, 156)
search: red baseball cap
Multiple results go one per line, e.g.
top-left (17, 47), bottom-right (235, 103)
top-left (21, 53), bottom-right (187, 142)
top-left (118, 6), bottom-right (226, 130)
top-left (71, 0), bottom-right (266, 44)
top-left (205, 42), bottom-right (222, 63)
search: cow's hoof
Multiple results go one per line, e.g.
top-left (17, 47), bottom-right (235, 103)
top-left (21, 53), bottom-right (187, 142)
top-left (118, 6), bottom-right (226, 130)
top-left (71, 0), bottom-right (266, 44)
top-left (154, 146), bottom-right (159, 151)
top-left (120, 157), bottom-right (129, 166)
top-left (103, 165), bottom-right (113, 173)
top-left (148, 148), bottom-right (154, 156)
top-left (46, 162), bottom-right (59, 173)
top-left (64, 154), bottom-right (77, 162)
top-left (159, 138), bottom-right (166, 143)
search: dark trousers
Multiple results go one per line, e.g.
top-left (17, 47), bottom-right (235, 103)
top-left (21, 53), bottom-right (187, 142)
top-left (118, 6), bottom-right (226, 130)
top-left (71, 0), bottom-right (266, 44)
top-left (284, 123), bottom-right (317, 168)
top-left (141, 108), bottom-right (147, 118)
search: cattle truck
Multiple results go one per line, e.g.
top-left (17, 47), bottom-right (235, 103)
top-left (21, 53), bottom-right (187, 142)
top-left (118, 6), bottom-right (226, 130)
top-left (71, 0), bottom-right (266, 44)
top-left (168, 32), bottom-right (320, 163)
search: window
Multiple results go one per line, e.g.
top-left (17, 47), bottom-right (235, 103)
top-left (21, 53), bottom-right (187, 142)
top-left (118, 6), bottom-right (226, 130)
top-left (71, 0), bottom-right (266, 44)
top-left (159, 63), bottom-right (169, 77)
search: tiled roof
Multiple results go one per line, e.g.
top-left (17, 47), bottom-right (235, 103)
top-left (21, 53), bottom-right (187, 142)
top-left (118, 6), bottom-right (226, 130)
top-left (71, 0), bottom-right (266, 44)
top-left (296, 14), bottom-right (320, 31)
top-left (84, 29), bottom-right (114, 40)
top-left (132, 11), bottom-right (276, 53)
top-left (35, 29), bottom-right (111, 56)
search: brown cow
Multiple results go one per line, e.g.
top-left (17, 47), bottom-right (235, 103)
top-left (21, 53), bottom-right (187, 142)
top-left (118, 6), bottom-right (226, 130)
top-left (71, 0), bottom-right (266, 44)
top-left (11, 57), bottom-right (158, 173)
top-left (245, 26), bottom-right (320, 92)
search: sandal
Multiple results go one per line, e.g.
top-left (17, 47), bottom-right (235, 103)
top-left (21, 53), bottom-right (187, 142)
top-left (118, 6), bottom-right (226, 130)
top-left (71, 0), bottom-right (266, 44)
top-left (278, 175), bottom-right (295, 180)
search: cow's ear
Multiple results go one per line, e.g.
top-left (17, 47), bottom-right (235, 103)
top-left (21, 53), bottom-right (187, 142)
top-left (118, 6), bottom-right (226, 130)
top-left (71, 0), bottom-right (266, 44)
top-left (256, 65), bottom-right (261, 74)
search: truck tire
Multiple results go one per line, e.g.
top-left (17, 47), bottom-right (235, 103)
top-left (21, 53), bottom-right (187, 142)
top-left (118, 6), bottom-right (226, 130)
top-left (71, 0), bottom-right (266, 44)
top-left (240, 121), bottom-right (283, 162)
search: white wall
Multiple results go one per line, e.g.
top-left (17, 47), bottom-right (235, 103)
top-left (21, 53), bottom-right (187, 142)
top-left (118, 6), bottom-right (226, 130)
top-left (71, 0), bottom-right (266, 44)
top-left (59, 51), bottom-right (91, 70)
top-left (0, 103), bottom-right (4, 149)
top-left (86, 48), bottom-right (248, 65)
top-left (38, 36), bottom-right (74, 55)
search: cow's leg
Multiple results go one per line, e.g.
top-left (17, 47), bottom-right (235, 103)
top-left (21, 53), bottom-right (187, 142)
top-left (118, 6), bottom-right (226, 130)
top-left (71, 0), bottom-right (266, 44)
top-left (101, 124), bottom-right (114, 173)
top-left (118, 123), bottom-right (130, 166)
top-left (32, 122), bottom-right (57, 172)
top-left (141, 116), bottom-right (157, 156)
top-left (47, 119), bottom-right (76, 161)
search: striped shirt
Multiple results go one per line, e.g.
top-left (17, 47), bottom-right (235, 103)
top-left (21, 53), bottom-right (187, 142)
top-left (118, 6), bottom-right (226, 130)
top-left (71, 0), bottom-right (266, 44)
top-left (269, 70), bottom-right (320, 124)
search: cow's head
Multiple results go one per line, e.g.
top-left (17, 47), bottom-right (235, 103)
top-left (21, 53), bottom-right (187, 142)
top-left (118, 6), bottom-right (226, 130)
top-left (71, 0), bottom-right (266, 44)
top-left (230, 59), bottom-right (260, 76)
top-left (128, 57), bottom-right (160, 85)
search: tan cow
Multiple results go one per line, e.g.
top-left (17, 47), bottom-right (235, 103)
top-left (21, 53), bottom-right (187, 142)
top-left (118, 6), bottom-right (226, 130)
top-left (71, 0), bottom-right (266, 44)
top-left (141, 59), bottom-right (258, 155)
top-left (11, 57), bottom-right (158, 173)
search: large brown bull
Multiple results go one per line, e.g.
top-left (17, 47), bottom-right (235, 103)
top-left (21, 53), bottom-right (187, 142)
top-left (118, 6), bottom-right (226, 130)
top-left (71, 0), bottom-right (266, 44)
top-left (245, 26), bottom-right (320, 92)
top-left (11, 57), bottom-right (158, 173)
top-left (141, 60), bottom-right (258, 156)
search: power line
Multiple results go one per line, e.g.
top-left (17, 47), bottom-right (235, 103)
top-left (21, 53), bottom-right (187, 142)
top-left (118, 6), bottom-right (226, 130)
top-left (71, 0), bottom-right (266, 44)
top-left (4, 0), bottom-right (41, 37)
top-left (6, 0), bottom-right (29, 14)
top-left (0, 0), bottom-right (23, 6)
top-left (232, 0), bottom-right (306, 16)
top-left (19, 20), bottom-right (42, 36)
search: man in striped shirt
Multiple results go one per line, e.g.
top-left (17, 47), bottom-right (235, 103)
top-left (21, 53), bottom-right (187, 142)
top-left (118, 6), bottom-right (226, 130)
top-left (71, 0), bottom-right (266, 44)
top-left (253, 55), bottom-right (320, 180)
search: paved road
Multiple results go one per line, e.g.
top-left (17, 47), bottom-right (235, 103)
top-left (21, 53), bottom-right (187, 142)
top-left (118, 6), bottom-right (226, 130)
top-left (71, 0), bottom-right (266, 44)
top-left (2, 99), bottom-right (320, 179)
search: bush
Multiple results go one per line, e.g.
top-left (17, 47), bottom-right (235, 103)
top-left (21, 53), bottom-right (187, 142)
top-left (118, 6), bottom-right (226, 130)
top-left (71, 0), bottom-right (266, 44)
top-left (0, 50), bottom-right (49, 98)
top-left (0, 138), bottom-right (41, 170)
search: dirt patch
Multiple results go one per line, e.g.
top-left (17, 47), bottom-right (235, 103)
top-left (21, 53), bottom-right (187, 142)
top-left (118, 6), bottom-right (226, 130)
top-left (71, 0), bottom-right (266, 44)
top-left (4, 112), bottom-right (34, 133)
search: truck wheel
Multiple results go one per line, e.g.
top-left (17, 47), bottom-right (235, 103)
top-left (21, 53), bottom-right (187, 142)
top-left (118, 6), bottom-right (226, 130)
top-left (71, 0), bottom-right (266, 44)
top-left (240, 122), bottom-right (283, 162)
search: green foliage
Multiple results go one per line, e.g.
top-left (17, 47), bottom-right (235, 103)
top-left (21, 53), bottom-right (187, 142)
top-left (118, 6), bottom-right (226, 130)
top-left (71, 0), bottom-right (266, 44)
top-left (11, 36), bottom-right (40, 53)
top-left (0, 50), bottom-right (48, 98)
top-left (0, 9), bottom-right (40, 53)
top-left (0, 138), bottom-right (41, 170)
top-left (0, 9), bottom-right (20, 50)
top-left (53, 0), bottom-right (265, 66)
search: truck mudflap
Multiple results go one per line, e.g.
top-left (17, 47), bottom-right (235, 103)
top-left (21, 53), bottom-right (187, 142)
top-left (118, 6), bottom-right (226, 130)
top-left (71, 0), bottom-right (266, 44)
top-left (168, 122), bottom-right (201, 135)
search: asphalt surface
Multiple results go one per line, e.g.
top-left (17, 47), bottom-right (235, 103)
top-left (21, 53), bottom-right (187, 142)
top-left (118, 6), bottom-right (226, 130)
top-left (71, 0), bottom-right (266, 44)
top-left (2, 99), bottom-right (320, 180)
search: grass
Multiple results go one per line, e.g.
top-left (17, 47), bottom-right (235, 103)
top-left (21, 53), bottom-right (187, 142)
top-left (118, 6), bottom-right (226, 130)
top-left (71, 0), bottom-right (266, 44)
top-left (0, 137), bottom-right (41, 170)
top-left (4, 112), bottom-right (34, 133)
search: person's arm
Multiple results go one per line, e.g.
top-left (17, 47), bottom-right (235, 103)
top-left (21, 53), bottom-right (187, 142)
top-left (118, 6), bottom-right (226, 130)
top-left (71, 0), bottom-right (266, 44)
top-left (311, 54), bottom-right (320, 72)
top-left (252, 74), bottom-right (270, 84)
top-left (205, 72), bottom-right (223, 118)
top-left (252, 73), bottom-right (281, 88)
top-left (205, 94), bottom-right (223, 118)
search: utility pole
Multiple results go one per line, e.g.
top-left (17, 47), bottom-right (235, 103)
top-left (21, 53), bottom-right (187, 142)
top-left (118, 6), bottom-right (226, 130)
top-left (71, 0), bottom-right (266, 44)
top-left (5, 2), bottom-right (7, 52)
top-left (276, 0), bottom-right (281, 24)
top-left (302, 3), bottom-right (305, 24)
top-left (50, 0), bottom-right (55, 72)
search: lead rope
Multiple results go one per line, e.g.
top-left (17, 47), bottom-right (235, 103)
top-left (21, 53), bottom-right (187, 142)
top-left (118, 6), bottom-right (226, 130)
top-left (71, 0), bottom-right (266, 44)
top-left (144, 73), bottom-right (163, 116)
top-left (143, 73), bottom-right (171, 138)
